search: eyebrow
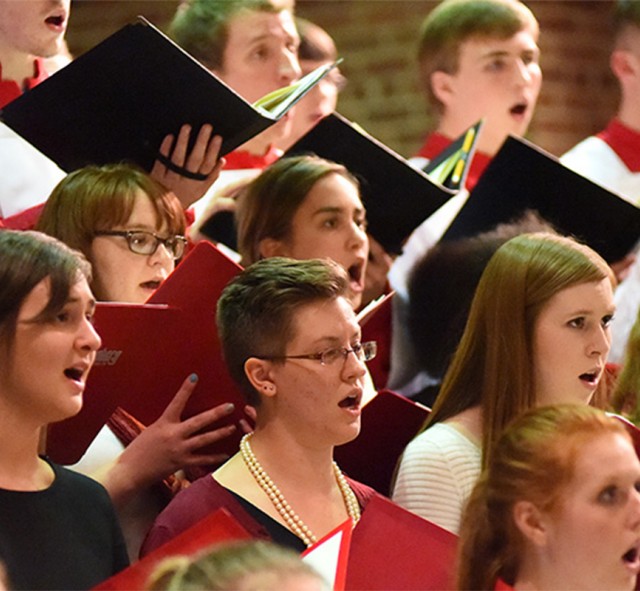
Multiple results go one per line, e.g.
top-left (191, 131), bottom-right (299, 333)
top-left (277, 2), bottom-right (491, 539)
top-left (479, 47), bottom-right (539, 61)
top-left (312, 206), bottom-right (365, 217)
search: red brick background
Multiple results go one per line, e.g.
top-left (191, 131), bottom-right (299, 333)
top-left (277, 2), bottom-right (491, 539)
top-left (67, 0), bottom-right (619, 158)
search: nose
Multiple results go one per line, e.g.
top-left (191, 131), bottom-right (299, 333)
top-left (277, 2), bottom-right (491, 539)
top-left (279, 49), bottom-right (301, 85)
top-left (347, 221), bottom-right (368, 253)
top-left (627, 487), bottom-right (640, 531)
top-left (341, 347), bottom-right (368, 382)
top-left (589, 324), bottom-right (612, 359)
top-left (514, 58), bottom-right (537, 87)
top-left (78, 318), bottom-right (102, 352)
top-left (148, 241), bottom-right (175, 269)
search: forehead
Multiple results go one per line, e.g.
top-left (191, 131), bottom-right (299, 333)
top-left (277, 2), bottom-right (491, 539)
top-left (299, 173), bottom-right (363, 213)
top-left (570, 432), bottom-right (640, 486)
top-left (123, 189), bottom-right (164, 229)
top-left (457, 28), bottom-right (539, 63)
top-left (224, 8), bottom-right (298, 48)
top-left (288, 297), bottom-right (358, 344)
top-left (539, 279), bottom-right (614, 316)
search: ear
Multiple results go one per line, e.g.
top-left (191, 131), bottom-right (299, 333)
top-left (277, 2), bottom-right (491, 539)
top-left (258, 237), bottom-right (289, 259)
top-left (611, 49), bottom-right (637, 82)
top-left (244, 357), bottom-right (277, 399)
top-left (430, 70), bottom-right (456, 108)
top-left (512, 500), bottom-right (549, 548)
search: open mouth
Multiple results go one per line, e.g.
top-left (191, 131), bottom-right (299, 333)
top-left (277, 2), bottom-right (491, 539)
top-left (347, 261), bottom-right (364, 292)
top-left (510, 102), bottom-right (527, 116)
top-left (622, 544), bottom-right (640, 570)
top-left (45, 15), bottom-right (64, 26)
top-left (64, 367), bottom-right (84, 382)
top-left (140, 280), bottom-right (162, 290)
top-left (579, 371), bottom-right (599, 386)
top-left (338, 390), bottom-right (362, 411)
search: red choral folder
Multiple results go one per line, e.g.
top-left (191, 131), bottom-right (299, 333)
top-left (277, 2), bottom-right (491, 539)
top-left (346, 494), bottom-right (458, 591)
top-left (93, 508), bottom-right (251, 590)
top-left (334, 390), bottom-right (430, 496)
top-left (357, 291), bottom-right (394, 390)
top-left (46, 242), bottom-right (246, 465)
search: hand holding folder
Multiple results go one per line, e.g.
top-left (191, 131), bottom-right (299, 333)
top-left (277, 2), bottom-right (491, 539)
top-left (46, 242), bottom-right (246, 466)
top-left (1, 17), bottom-right (340, 172)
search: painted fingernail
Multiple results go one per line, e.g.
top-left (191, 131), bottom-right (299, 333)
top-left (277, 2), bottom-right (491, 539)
top-left (224, 403), bottom-right (235, 413)
top-left (190, 373), bottom-right (198, 383)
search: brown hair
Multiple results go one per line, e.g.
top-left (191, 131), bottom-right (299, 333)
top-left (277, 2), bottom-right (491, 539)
top-left (170, 0), bottom-right (295, 71)
top-left (235, 155), bottom-right (360, 267)
top-left (0, 230), bottom-right (91, 347)
top-left (418, 0), bottom-right (538, 113)
top-left (36, 163), bottom-right (186, 258)
top-left (457, 404), bottom-right (631, 590)
top-left (425, 232), bottom-right (615, 468)
top-left (217, 257), bottom-right (349, 405)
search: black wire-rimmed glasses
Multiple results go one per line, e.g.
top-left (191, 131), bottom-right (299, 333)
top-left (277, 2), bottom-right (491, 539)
top-left (94, 230), bottom-right (187, 260)
top-left (254, 341), bottom-right (377, 367)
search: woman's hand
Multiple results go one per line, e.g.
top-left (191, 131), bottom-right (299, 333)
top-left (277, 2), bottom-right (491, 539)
top-left (151, 124), bottom-right (225, 210)
top-left (100, 374), bottom-right (237, 507)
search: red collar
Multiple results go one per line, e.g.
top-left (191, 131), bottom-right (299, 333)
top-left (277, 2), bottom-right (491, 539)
top-left (415, 132), bottom-right (492, 191)
top-left (0, 57), bottom-right (48, 109)
top-left (596, 118), bottom-right (640, 172)
top-left (223, 144), bottom-right (282, 170)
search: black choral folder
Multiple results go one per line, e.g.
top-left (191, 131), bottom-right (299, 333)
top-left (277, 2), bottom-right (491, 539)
top-left (280, 113), bottom-right (456, 255)
top-left (46, 241), bottom-right (246, 465)
top-left (442, 135), bottom-right (640, 263)
top-left (0, 17), bottom-right (336, 171)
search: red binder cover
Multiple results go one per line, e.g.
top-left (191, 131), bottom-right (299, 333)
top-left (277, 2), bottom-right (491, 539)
top-left (358, 291), bottom-right (394, 390)
top-left (46, 242), bottom-right (246, 465)
top-left (93, 508), bottom-right (251, 590)
top-left (346, 495), bottom-right (458, 591)
top-left (334, 390), bottom-right (430, 496)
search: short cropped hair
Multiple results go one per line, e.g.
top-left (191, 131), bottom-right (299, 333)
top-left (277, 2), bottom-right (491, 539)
top-left (170, 0), bottom-right (295, 71)
top-left (418, 0), bottom-right (538, 112)
top-left (0, 230), bottom-right (91, 347)
top-left (235, 155), bottom-right (360, 267)
top-left (216, 257), bottom-right (349, 405)
top-left (36, 163), bottom-right (186, 258)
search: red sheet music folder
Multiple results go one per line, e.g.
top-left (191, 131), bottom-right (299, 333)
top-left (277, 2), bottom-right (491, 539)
top-left (46, 242), bottom-right (246, 465)
top-left (346, 495), bottom-right (458, 591)
top-left (93, 508), bottom-right (251, 590)
top-left (334, 390), bottom-right (429, 496)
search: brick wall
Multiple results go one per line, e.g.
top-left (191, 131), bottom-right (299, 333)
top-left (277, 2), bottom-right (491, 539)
top-left (67, 0), bottom-right (619, 158)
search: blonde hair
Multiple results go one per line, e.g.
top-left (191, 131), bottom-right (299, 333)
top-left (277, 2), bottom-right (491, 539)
top-left (146, 541), bottom-right (327, 591)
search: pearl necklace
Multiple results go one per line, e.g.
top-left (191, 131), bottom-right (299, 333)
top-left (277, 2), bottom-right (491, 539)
top-left (239, 433), bottom-right (361, 547)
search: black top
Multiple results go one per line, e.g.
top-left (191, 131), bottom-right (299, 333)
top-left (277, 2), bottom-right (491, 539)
top-left (229, 490), bottom-right (306, 552)
top-left (0, 458), bottom-right (129, 590)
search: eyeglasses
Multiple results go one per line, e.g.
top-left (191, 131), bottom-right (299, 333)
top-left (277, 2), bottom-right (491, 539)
top-left (255, 341), bottom-right (377, 367)
top-left (94, 230), bottom-right (187, 260)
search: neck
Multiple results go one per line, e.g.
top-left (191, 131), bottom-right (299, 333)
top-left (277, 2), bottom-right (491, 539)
top-left (446, 405), bottom-right (483, 444)
top-left (238, 131), bottom-right (274, 157)
top-left (617, 92), bottom-right (640, 132)
top-left (0, 46), bottom-right (37, 83)
top-left (249, 425), bottom-right (336, 484)
top-left (0, 412), bottom-right (51, 490)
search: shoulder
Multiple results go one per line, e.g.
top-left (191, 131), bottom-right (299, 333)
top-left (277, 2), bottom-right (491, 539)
top-left (393, 424), bottom-right (481, 499)
top-left (140, 475), bottom-right (239, 557)
top-left (346, 477), bottom-right (377, 509)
